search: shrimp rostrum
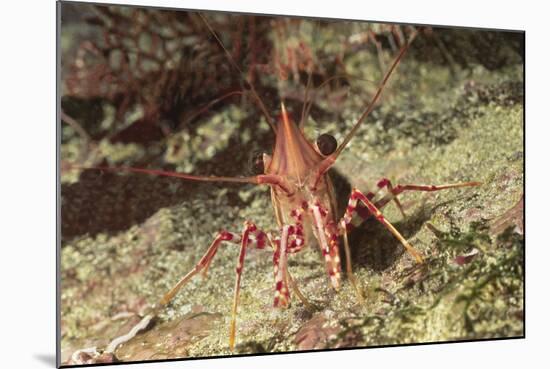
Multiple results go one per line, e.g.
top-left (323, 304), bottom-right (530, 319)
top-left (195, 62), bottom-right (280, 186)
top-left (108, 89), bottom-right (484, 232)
top-left (75, 15), bottom-right (480, 353)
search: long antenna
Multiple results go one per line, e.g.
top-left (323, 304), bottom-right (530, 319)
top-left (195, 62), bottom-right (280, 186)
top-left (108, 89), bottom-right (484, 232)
top-left (299, 20), bottom-right (321, 129)
top-left (198, 12), bottom-right (276, 133)
top-left (71, 165), bottom-right (293, 194)
top-left (71, 165), bottom-right (261, 184)
top-left (302, 73), bottom-right (378, 128)
top-left (332, 30), bottom-right (417, 159)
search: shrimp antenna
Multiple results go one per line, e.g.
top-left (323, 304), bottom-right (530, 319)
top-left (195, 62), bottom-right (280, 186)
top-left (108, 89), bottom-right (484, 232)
top-left (70, 165), bottom-right (293, 193)
top-left (198, 12), bottom-right (276, 133)
top-left (332, 29), bottom-right (418, 159)
top-left (72, 165), bottom-right (259, 184)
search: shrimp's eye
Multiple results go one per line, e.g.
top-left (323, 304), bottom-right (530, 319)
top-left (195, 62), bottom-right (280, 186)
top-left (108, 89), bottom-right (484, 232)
top-left (316, 133), bottom-right (337, 156)
top-left (251, 152), bottom-right (265, 174)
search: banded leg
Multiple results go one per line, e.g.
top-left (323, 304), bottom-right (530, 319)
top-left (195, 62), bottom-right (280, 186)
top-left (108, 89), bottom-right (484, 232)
top-left (339, 181), bottom-right (479, 290)
top-left (229, 221), bottom-right (260, 351)
top-left (277, 213), bottom-right (320, 312)
top-left (111, 222), bottom-right (267, 353)
top-left (352, 184), bottom-right (405, 222)
top-left (311, 203), bottom-right (342, 290)
top-left (285, 268), bottom-right (314, 312)
top-left (162, 221), bottom-right (267, 351)
top-left (339, 218), bottom-right (365, 303)
top-left (375, 178), bottom-right (406, 218)
top-left (159, 230), bottom-right (240, 307)
top-left (375, 180), bottom-right (481, 212)
top-left (272, 225), bottom-right (292, 307)
top-left (342, 188), bottom-right (424, 263)
top-left (272, 209), bottom-right (308, 308)
top-left (353, 179), bottom-right (406, 220)
top-left (310, 199), bottom-right (362, 303)
top-left (354, 179), bottom-right (481, 223)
